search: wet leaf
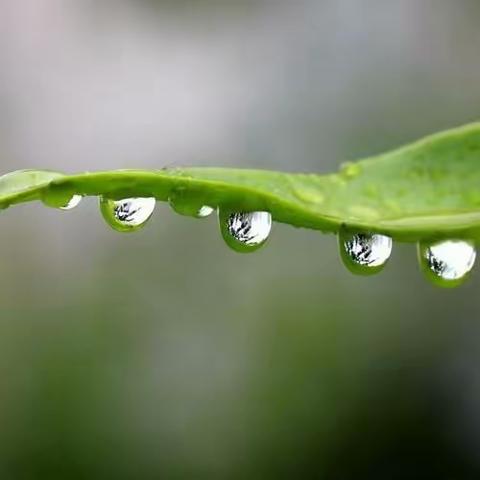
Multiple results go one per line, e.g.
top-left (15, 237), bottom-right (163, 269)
top-left (2, 122), bottom-right (480, 242)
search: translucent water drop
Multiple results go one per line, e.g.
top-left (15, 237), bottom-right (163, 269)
top-left (339, 229), bottom-right (392, 275)
top-left (418, 239), bottom-right (476, 287)
top-left (59, 194), bottom-right (82, 210)
top-left (42, 187), bottom-right (82, 210)
top-left (169, 195), bottom-right (214, 218)
top-left (219, 209), bottom-right (272, 253)
top-left (100, 197), bottom-right (156, 232)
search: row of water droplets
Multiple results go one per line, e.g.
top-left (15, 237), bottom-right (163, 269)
top-left (55, 194), bottom-right (477, 287)
top-left (340, 232), bottom-right (476, 287)
top-left (57, 193), bottom-right (271, 250)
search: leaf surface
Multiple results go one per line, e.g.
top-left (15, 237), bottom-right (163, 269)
top-left (2, 123), bottom-right (480, 242)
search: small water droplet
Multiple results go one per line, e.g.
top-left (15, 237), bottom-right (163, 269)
top-left (168, 189), bottom-right (215, 218)
top-left (418, 239), bottom-right (476, 287)
top-left (169, 195), bottom-right (214, 218)
top-left (340, 161), bottom-right (362, 179)
top-left (59, 194), bottom-right (82, 210)
top-left (42, 186), bottom-right (82, 210)
top-left (219, 209), bottom-right (272, 253)
top-left (339, 228), bottom-right (392, 275)
top-left (100, 197), bottom-right (156, 232)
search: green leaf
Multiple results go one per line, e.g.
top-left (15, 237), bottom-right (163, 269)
top-left (0, 170), bottom-right (65, 206)
top-left (2, 122), bottom-right (480, 242)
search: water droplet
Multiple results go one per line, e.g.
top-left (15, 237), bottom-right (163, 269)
top-left (59, 194), bottom-right (82, 210)
top-left (169, 196), bottom-right (214, 218)
top-left (100, 197), bottom-right (156, 232)
top-left (42, 186), bottom-right (82, 210)
top-left (219, 209), bottom-right (272, 253)
top-left (290, 186), bottom-right (325, 205)
top-left (168, 189), bottom-right (215, 218)
top-left (418, 239), bottom-right (476, 287)
top-left (340, 161), bottom-right (362, 179)
top-left (339, 228), bottom-right (392, 275)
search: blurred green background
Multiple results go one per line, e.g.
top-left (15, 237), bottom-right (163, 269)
top-left (1, 1), bottom-right (480, 478)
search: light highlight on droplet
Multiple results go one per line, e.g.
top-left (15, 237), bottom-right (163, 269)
top-left (197, 205), bottom-right (214, 218)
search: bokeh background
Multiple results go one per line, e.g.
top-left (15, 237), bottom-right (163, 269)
top-left (1, 1), bottom-right (480, 478)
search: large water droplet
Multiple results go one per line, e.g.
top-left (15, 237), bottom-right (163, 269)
top-left (418, 239), bottom-right (476, 287)
top-left (59, 194), bottom-right (82, 210)
top-left (219, 209), bottom-right (272, 253)
top-left (339, 228), bottom-right (392, 275)
top-left (100, 197), bottom-right (156, 232)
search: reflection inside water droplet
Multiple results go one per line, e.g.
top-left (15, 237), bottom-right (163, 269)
top-left (100, 197), bottom-right (156, 232)
top-left (197, 205), bottom-right (214, 218)
top-left (339, 229), bottom-right (392, 275)
top-left (418, 239), bottom-right (476, 287)
top-left (59, 194), bottom-right (82, 211)
top-left (219, 210), bottom-right (272, 252)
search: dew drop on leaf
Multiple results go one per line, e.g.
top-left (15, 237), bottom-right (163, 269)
top-left (219, 209), bottom-right (272, 253)
top-left (339, 229), bottom-right (392, 275)
top-left (59, 194), bottom-right (82, 211)
top-left (339, 161), bottom-right (362, 179)
top-left (100, 197), bottom-right (156, 232)
top-left (42, 187), bottom-right (82, 210)
top-left (418, 239), bottom-right (476, 287)
top-left (169, 195), bottom-right (214, 218)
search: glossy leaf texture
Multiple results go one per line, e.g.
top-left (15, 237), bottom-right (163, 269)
top-left (2, 122), bottom-right (480, 242)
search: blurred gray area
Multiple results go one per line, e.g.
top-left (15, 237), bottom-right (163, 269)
top-left (1, 1), bottom-right (480, 478)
